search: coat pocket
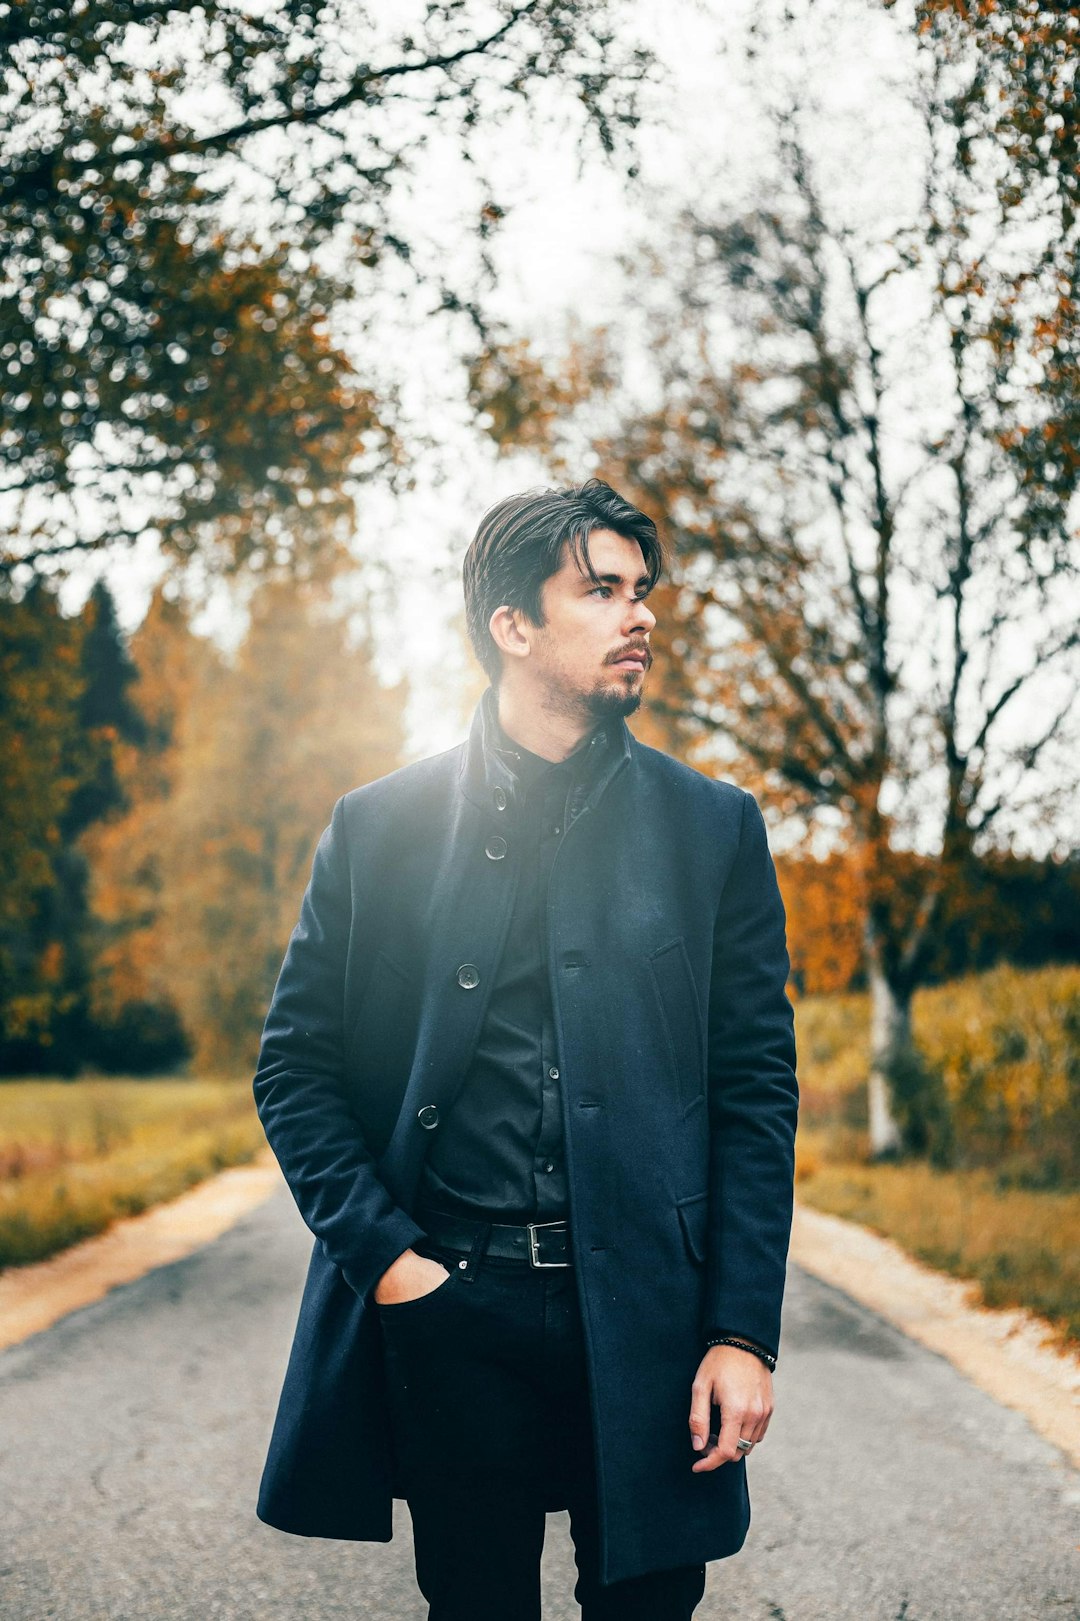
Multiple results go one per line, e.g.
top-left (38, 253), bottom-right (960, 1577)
top-left (676, 1190), bottom-right (709, 1266)
top-left (648, 936), bottom-right (706, 1118)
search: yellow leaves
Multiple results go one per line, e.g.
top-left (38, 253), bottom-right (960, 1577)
top-left (38, 942), bottom-right (65, 985)
top-left (916, 962), bottom-right (1080, 1128)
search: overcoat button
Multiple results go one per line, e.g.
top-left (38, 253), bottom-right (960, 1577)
top-left (456, 963), bottom-right (480, 989)
top-left (417, 1104), bottom-right (439, 1129)
top-left (485, 835), bottom-right (507, 860)
top-left (493, 786), bottom-right (508, 810)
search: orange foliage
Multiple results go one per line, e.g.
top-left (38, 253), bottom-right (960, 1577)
top-left (775, 850), bottom-right (865, 997)
top-left (84, 576), bottom-right (410, 1073)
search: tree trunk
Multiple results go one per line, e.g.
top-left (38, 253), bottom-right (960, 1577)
top-left (866, 955), bottom-right (909, 1158)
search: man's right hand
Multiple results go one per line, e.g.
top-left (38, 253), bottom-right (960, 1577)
top-left (373, 1247), bottom-right (452, 1305)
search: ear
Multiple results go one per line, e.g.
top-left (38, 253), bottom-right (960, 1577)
top-left (488, 604), bottom-right (532, 664)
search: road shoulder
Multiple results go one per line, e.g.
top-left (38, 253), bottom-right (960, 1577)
top-left (0, 1151), bottom-right (282, 1352)
top-left (790, 1198), bottom-right (1080, 1470)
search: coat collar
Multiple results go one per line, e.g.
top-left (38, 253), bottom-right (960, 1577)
top-left (459, 683), bottom-right (632, 819)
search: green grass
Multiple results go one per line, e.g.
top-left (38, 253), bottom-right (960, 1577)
top-left (0, 1078), bottom-right (266, 1269)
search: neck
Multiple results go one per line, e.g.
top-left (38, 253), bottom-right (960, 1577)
top-left (494, 681), bottom-right (597, 764)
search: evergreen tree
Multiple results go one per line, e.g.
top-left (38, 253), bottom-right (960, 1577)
top-left (0, 581), bottom-right (141, 1071)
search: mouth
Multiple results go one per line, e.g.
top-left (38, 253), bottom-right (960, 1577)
top-left (612, 651), bottom-right (648, 670)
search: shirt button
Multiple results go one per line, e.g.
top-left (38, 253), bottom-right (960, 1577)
top-left (456, 963), bottom-right (480, 989)
top-left (417, 1104), bottom-right (439, 1129)
top-left (543, 1162), bottom-right (555, 1173)
top-left (548, 1067), bottom-right (559, 1079)
top-left (493, 786), bottom-right (507, 810)
top-left (552, 826), bottom-right (561, 835)
top-left (484, 835), bottom-right (508, 860)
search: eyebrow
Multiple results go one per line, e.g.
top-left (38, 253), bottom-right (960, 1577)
top-left (585, 572), bottom-right (653, 589)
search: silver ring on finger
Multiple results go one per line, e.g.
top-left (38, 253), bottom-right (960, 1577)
top-left (736, 1436), bottom-right (755, 1452)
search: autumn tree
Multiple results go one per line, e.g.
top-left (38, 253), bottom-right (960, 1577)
top-left (775, 852), bottom-right (866, 999)
top-left (889, 1), bottom-right (1080, 514)
top-left (773, 843), bottom-right (1080, 1000)
top-left (472, 0), bottom-right (1080, 1156)
top-left (80, 585), bottom-right (213, 1071)
top-left (0, 1), bottom-right (654, 586)
top-left (88, 574), bottom-right (409, 1074)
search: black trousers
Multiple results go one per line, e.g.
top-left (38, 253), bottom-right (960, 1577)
top-left (377, 1226), bottom-right (707, 1621)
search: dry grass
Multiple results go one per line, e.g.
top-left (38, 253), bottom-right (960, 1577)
top-left (0, 1078), bottom-right (265, 1269)
top-left (795, 1127), bottom-right (1080, 1350)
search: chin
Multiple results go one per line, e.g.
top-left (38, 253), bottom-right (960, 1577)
top-left (590, 679), bottom-right (644, 720)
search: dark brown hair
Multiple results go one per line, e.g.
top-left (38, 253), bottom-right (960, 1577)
top-left (462, 477), bottom-right (664, 684)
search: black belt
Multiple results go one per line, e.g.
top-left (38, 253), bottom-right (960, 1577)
top-left (417, 1207), bottom-right (572, 1268)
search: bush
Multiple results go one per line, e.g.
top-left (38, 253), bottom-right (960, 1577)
top-left (883, 1043), bottom-right (955, 1169)
top-left (83, 999), bottom-right (191, 1075)
top-left (794, 962), bottom-right (1080, 1186)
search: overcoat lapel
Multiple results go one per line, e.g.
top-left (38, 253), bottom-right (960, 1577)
top-left (375, 783), bottom-right (523, 1204)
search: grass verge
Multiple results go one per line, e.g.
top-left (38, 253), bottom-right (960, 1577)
top-left (0, 1079), bottom-right (265, 1269)
top-left (794, 1125), bottom-right (1080, 1353)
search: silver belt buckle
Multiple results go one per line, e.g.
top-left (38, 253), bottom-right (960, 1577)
top-left (527, 1219), bottom-right (570, 1268)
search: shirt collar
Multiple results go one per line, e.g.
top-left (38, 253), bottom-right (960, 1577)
top-left (459, 683), bottom-right (632, 818)
top-left (486, 689), bottom-right (608, 787)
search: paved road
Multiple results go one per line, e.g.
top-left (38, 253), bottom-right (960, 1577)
top-left (1, 1186), bottom-right (1077, 1621)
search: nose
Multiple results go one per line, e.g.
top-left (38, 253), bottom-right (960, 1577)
top-left (628, 594), bottom-right (656, 636)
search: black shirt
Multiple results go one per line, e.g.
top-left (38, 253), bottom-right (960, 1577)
top-left (416, 699), bottom-right (612, 1223)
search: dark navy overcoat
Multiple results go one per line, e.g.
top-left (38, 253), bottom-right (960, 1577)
top-left (252, 686), bottom-right (798, 1586)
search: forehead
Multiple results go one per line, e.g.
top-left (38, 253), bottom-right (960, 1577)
top-left (556, 526), bottom-right (646, 582)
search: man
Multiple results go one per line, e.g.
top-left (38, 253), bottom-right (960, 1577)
top-left (252, 479), bottom-right (799, 1619)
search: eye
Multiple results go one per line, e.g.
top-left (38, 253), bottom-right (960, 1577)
top-left (588, 585), bottom-right (652, 601)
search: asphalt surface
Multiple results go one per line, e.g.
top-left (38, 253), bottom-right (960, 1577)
top-left (0, 1185), bottom-right (1077, 1621)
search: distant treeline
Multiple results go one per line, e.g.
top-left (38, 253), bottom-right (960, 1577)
top-left (778, 847), bottom-right (1080, 999)
top-left (3, 578), bottom-right (1076, 1077)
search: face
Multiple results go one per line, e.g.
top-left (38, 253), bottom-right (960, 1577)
top-left (508, 527), bottom-right (657, 722)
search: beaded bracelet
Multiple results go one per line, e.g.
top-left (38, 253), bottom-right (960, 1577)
top-left (705, 1335), bottom-right (777, 1372)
